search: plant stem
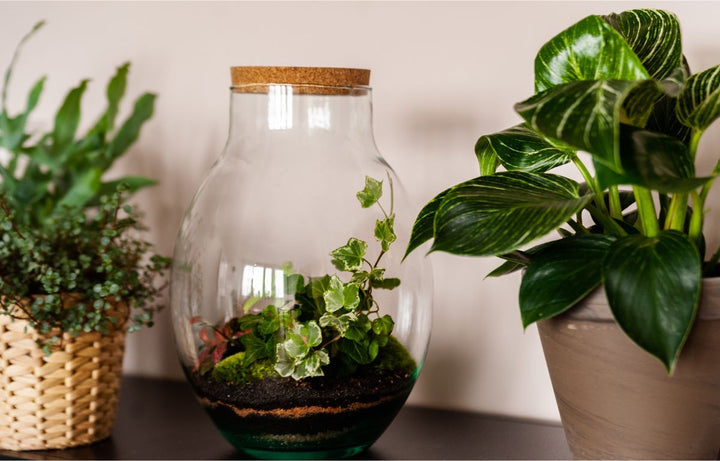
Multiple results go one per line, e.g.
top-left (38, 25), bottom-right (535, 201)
top-left (572, 156), bottom-right (608, 212)
top-left (567, 219), bottom-right (588, 234)
top-left (608, 186), bottom-right (622, 219)
top-left (664, 193), bottom-right (688, 231)
top-left (585, 204), bottom-right (627, 237)
top-left (633, 187), bottom-right (659, 237)
top-left (689, 129), bottom-right (703, 161)
top-left (688, 191), bottom-right (704, 249)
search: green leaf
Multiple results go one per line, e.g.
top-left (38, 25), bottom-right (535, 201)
top-left (477, 125), bottom-right (573, 174)
top-left (323, 276), bottom-right (360, 313)
top-left (370, 277), bottom-right (400, 290)
top-left (430, 172), bottom-right (592, 256)
top-left (611, 125), bottom-right (711, 192)
top-left (54, 168), bottom-right (103, 211)
top-left (475, 136), bottom-right (499, 176)
top-left (292, 349), bottom-right (329, 380)
top-left (404, 189), bottom-right (449, 259)
top-left (101, 62), bottom-right (129, 133)
top-left (486, 242), bottom-right (556, 277)
top-left (344, 314), bottom-right (372, 342)
top-left (519, 234), bottom-right (615, 327)
top-left (319, 312), bottom-right (353, 333)
top-left (356, 175), bottom-right (383, 208)
top-left (372, 314), bottom-right (394, 335)
top-left (330, 237), bottom-right (367, 272)
top-left (1, 77), bottom-right (45, 151)
top-left (274, 343), bottom-right (296, 377)
top-left (104, 92), bottom-right (155, 166)
top-left (52, 79), bottom-right (89, 153)
top-left (516, 79), bottom-right (665, 171)
top-left (375, 216), bottom-right (396, 251)
top-left (677, 65), bottom-right (720, 131)
top-left (603, 9), bottom-right (682, 80)
top-left (534, 15), bottom-right (649, 93)
top-left (338, 338), bottom-right (373, 365)
top-left (603, 231), bottom-right (702, 372)
top-left (241, 334), bottom-right (270, 366)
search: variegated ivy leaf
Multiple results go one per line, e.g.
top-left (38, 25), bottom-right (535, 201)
top-left (356, 175), bottom-right (383, 208)
top-left (330, 237), bottom-right (367, 272)
top-left (375, 216), bottom-right (396, 251)
top-left (603, 9), bottom-right (682, 81)
top-left (430, 172), bottom-right (592, 256)
top-left (319, 312), bottom-right (354, 333)
top-left (677, 65), bottom-right (720, 132)
top-left (274, 343), bottom-right (295, 377)
top-left (284, 321), bottom-right (322, 358)
top-left (323, 276), bottom-right (360, 313)
top-left (475, 124), bottom-right (574, 175)
top-left (516, 79), bottom-right (667, 172)
top-left (534, 15), bottom-right (649, 93)
top-left (292, 349), bottom-right (329, 380)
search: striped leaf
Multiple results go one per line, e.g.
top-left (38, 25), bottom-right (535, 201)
top-left (519, 234), bottom-right (615, 327)
top-left (430, 172), bottom-right (592, 256)
top-left (603, 9), bottom-right (682, 80)
top-left (603, 231), bottom-right (702, 372)
top-left (677, 65), bottom-right (720, 131)
top-left (404, 189), bottom-right (449, 259)
top-left (516, 79), bottom-right (665, 171)
top-left (534, 15), bottom-right (649, 93)
top-left (475, 124), bottom-right (573, 174)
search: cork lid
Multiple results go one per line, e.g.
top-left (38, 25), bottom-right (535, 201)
top-left (230, 67), bottom-right (370, 94)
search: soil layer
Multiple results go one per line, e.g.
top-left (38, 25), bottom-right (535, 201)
top-left (189, 369), bottom-right (415, 455)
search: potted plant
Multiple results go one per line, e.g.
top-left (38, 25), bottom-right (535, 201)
top-left (0, 22), bottom-right (170, 451)
top-left (405, 8), bottom-right (720, 459)
top-left (184, 176), bottom-right (419, 459)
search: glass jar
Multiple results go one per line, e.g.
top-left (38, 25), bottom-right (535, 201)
top-left (171, 67), bottom-right (432, 459)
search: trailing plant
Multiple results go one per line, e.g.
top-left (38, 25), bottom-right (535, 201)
top-left (193, 175), bottom-right (409, 382)
top-left (0, 22), bottom-right (170, 351)
top-left (406, 9), bottom-right (720, 373)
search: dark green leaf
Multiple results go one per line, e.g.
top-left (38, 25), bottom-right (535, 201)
top-left (603, 9), bottom-right (682, 80)
top-left (104, 92), bottom-right (155, 166)
top-left (404, 189), bottom-right (449, 259)
top-left (338, 338), bottom-right (372, 364)
top-left (430, 172), bottom-right (592, 256)
top-left (476, 125), bottom-right (573, 174)
top-left (52, 79), bottom-right (88, 153)
top-left (516, 79), bottom-right (665, 171)
top-left (356, 175), bottom-right (383, 208)
top-left (1, 77), bottom-right (45, 151)
top-left (370, 277), bottom-right (401, 290)
top-left (330, 237), bottom-right (367, 272)
top-left (615, 125), bottom-right (710, 192)
top-left (534, 15), bottom-right (648, 92)
top-left (486, 242), bottom-right (556, 277)
top-left (241, 334), bottom-right (270, 365)
top-left (603, 231), bottom-right (702, 372)
top-left (519, 234), bottom-right (615, 327)
top-left (95, 176), bottom-right (157, 201)
top-left (677, 65), bottom-right (720, 131)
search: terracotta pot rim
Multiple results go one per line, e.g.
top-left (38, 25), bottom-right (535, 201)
top-left (559, 276), bottom-right (720, 321)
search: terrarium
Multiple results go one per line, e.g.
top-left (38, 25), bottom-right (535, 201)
top-left (170, 67), bottom-right (432, 459)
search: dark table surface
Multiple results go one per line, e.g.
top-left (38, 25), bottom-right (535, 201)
top-left (1, 376), bottom-right (570, 460)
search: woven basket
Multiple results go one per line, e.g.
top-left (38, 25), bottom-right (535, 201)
top-left (0, 299), bottom-right (128, 451)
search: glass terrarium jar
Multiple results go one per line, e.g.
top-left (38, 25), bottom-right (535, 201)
top-left (170, 67), bottom-right (432, 459)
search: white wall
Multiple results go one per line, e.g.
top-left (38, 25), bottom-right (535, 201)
top-left (1, 1), bottom-right (719, 423)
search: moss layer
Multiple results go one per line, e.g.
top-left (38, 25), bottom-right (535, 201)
top-left (212, 352), bottom-right (279, 384)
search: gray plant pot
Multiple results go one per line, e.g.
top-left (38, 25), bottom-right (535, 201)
top-left (537, 277), bottom-right (720, 460)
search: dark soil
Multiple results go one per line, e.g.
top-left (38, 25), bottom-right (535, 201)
top-left (189, 368), bottom-right (414, 411)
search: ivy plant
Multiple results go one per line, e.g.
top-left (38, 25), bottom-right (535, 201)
top-left (406, 9), bottom-right (720, 373)
top-left (0, 22), bottom-right (169, 351)
top-left (194, 175), bottom-right (401, 381)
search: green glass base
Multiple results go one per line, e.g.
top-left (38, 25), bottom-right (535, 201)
top-left (241, 445), bottom-right (367, 460)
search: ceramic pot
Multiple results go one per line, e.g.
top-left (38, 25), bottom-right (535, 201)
top-left (537, 277), bottom-right (720, 460)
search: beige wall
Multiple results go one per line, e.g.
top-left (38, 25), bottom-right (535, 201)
top-left (2, 1), bottom-right (719, 422)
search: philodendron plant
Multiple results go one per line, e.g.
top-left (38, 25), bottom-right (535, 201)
top-left (406, 9), bottom-right (720, 373)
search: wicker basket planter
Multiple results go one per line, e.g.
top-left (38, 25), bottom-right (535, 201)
top-left (0, 299), bottom-right (128, 451)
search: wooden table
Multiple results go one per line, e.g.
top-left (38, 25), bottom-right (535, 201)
top-left (1, 376), bottom-right (571, 459)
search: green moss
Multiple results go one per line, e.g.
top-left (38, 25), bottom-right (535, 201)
top-left (365, 336), bottom-right (416, 375)
top-left (211, 352), bottom-right (279, 384)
